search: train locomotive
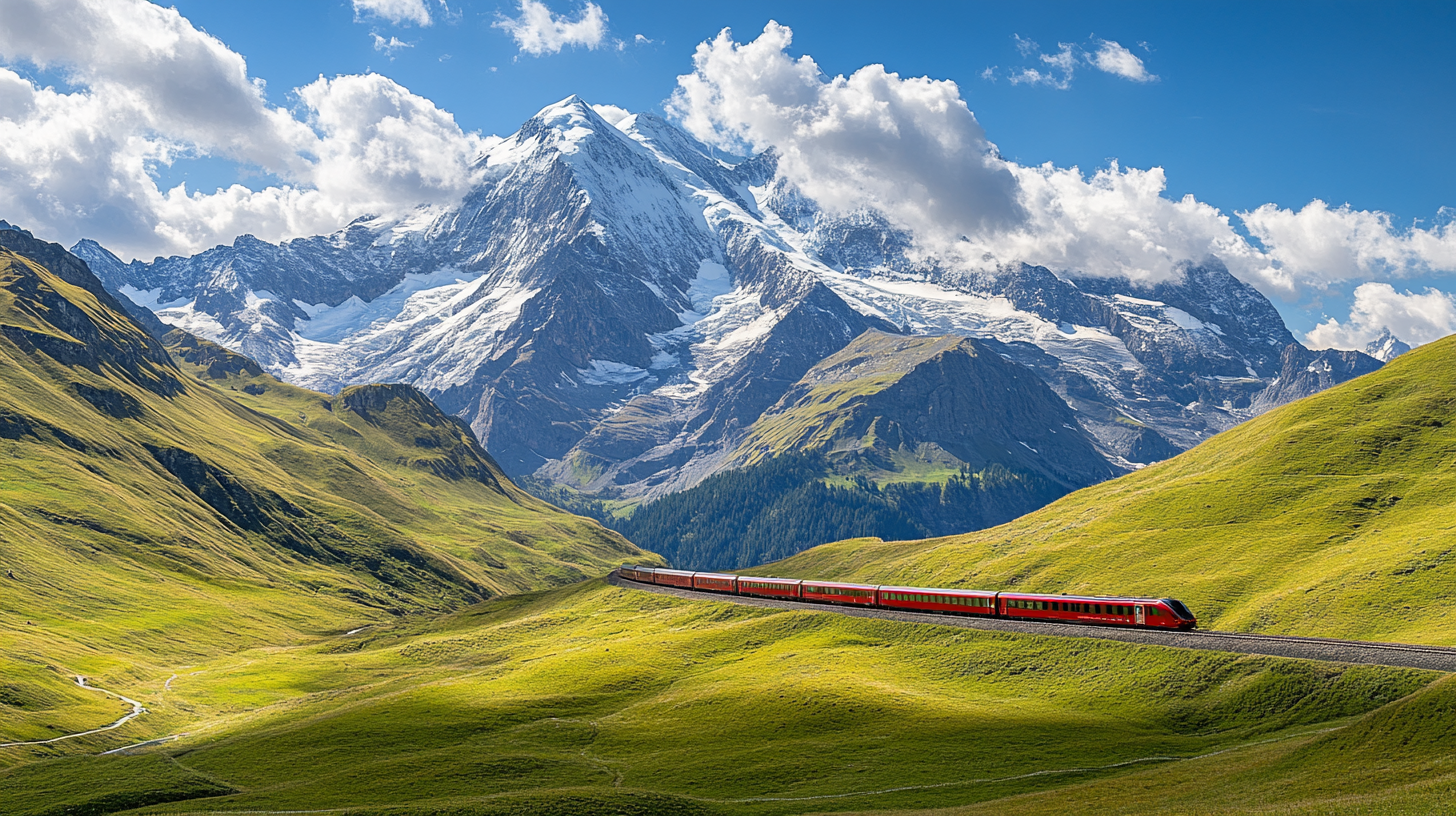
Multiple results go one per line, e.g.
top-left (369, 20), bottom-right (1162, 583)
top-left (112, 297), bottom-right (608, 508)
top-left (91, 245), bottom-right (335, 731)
top-left (618, 566), bottom-right (1197, 630)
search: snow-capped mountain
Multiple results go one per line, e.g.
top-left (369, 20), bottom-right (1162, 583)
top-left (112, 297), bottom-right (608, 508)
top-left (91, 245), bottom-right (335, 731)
top-left (73, 95), bottom-right (1381, 497)
top-left (1364, 328), bottom-right (1412, 362)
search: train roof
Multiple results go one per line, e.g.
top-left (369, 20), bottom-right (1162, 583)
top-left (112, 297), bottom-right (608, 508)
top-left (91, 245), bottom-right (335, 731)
top-left (693, 572), bottom-right (737, 580)
top-left (878, 585), bottom-right (996, 596)
top-left (735, 574), bottom-right (802, 584)
top-left (801, 579), bottom-right (879, 590)
top-left (653, 568), bottom-right (695, 577)
top-left (998, 591), bottom-right (1182, 604)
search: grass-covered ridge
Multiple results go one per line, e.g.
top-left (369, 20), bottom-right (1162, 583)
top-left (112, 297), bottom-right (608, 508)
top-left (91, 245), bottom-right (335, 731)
top-left (767, 332), bottom-right (1456, 645)
top-left (0, 230), bottom-right (653, 750)
top-left (0, 579), bottom-right (1445, 815)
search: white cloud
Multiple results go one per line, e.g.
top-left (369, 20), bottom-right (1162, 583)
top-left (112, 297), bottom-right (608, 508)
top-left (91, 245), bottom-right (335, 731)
top-left (1306, 283), bottom-right (1456, 349)
top-left (635, 34), bottom-right (654, 45)
top-left (298, 73), bottom-right (492, 210)
top-left (590, 103), bottom-right (632, 126)
top-left (669, 22), bottom-right (1025, 243)
top-left (972, 161), bottom-right (1258, 283)
top-left (668, 22), bottom-right (1456, 298)
top-left (352, 0), bottom-right (432, 27)
top-left (1242, 201), bottom-right (1456, 292)
top-left (0, 0), bottom-right (490, 260)
top-left (1009, 40), bottom-right (1076, 89)
top-left (994, 36), bottom-right (1155, 88)
top-left (371, 34), bottom-right (413, 56)
top-left (1090, 39), bottom-right (1156, 82)
top-left (493, 1), bottom-right (608, 56)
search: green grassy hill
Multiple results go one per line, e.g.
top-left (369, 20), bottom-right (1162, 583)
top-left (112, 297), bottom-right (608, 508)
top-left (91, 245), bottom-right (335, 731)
top-left (764, 332), bottom-right (1456, 645)
top-left (6, 222), bottom-right (1455, 816)
top-left (725, 330), bottom-right (1115, 491)
top-left (0, 228), bottom-right (652, 748)
top-left (0, 578), bottom-right (1446, 815)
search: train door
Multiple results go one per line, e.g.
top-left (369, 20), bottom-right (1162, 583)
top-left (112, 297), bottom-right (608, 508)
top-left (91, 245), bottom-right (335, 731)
top-left (1135, 605), bottom-right (1145, 626)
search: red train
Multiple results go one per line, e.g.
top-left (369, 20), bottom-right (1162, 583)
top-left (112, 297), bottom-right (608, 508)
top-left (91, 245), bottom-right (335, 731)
top-left (619, 566), bottom-right (1196, 630)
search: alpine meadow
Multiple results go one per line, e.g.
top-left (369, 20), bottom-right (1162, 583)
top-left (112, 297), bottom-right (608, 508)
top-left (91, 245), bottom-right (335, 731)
top-left (2, 2), bottom-right (1455, 815)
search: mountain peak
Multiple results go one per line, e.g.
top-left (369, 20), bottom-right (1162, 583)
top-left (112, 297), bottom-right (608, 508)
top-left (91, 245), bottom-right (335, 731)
top-left (530, 94), bottom-right (605, 128)
top-left (1365, 327), bottom-right (1411, 362)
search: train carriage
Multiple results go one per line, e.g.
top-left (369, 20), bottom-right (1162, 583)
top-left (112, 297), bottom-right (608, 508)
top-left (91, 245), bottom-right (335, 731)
top-left (999, 592), bottom-right (1196, 629)
top-left (878, 586), bottom-right (997, 616)
top-left (800, 580), bottom-right (878, 607)
top-left (692, 572), bottom-right (738, 593)
top-left (651, 568), bottom-right (696, 589)
top-left (619, 565), bottom-right (656, 583)
top-left (736, 576), bottom-right (802, 599)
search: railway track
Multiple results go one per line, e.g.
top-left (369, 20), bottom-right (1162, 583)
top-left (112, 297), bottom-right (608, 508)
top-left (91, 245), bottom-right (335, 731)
top-left (609, 571), bottom-right (1456, 673)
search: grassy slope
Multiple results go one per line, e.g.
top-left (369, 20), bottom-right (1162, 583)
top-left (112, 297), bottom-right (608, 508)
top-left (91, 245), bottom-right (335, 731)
top-left (725, 332), bottom-right (968, 473)
top-left (0, 579), bottom-right (1442, 816)
top-left (765, 334), bottom-right (1456, 645)
top-left (0, 245), bottom-right (652, 750)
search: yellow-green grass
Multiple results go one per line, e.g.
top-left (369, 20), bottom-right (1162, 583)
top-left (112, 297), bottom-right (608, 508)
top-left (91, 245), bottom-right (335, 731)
top-left (726, 333), bottom-right (969, 470)
top-left (0, 580), bottom-right (1440, 815)
top-left (0, 247), bottom-right (654, 752)
top-left (763, 334), bottom-right (1456, 646)
top-left (910, 672), bottom-right (1456, 816)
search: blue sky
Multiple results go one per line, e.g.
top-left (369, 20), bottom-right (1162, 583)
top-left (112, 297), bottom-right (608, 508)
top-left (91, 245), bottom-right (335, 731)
top-left (1, 0), bottom-right (1453, 347)
top-left (162, 0), bottom-right (1453, 221)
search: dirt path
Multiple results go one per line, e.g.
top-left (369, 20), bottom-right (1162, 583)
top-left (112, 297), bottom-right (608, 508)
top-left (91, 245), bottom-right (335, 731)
top-left (0, 676), bottom-right (146, 749)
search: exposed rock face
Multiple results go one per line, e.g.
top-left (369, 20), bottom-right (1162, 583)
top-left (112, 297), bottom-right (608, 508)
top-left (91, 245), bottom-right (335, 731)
top-left (1250, 343), bottom-right (1385, 413)
top-left (74, 97), bottom-right (1383, 501)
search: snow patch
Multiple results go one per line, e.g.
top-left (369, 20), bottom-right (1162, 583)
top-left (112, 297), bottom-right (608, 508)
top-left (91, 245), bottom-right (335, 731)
top-left (1164, 306), bottom-right (1226, 336)
top-left (118, 285), bottom-right (188, 311)
top-left (578, 360), bottom-right (650, 386)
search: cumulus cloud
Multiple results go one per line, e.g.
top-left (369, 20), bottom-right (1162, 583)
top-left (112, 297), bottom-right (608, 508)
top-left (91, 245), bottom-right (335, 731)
top-left (493, 0), bottom-right (608, 56)
top-left (590, 103), bottom-right (632, 126)
top-left (0, 0), bottom-right (490, 260)
top-left (352, 0), bottom-right (432, 27)
top-left (973, 161), bottom-right (1258, 283)
top-left (1306, 283), bottom-right (1456, 349)
top-left (1242, 201), bottom-right (1456, 292)
top-left (669, 22), bottom-right (1025, 243)
top-left (1090, 39), bottom-right (1155, 82)
top-left (667, 21), bottom-right (1456, 317)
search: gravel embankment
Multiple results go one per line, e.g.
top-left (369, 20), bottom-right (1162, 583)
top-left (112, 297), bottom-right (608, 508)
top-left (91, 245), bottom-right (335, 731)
top-left (608, 572), bottom-right (1456, 672)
